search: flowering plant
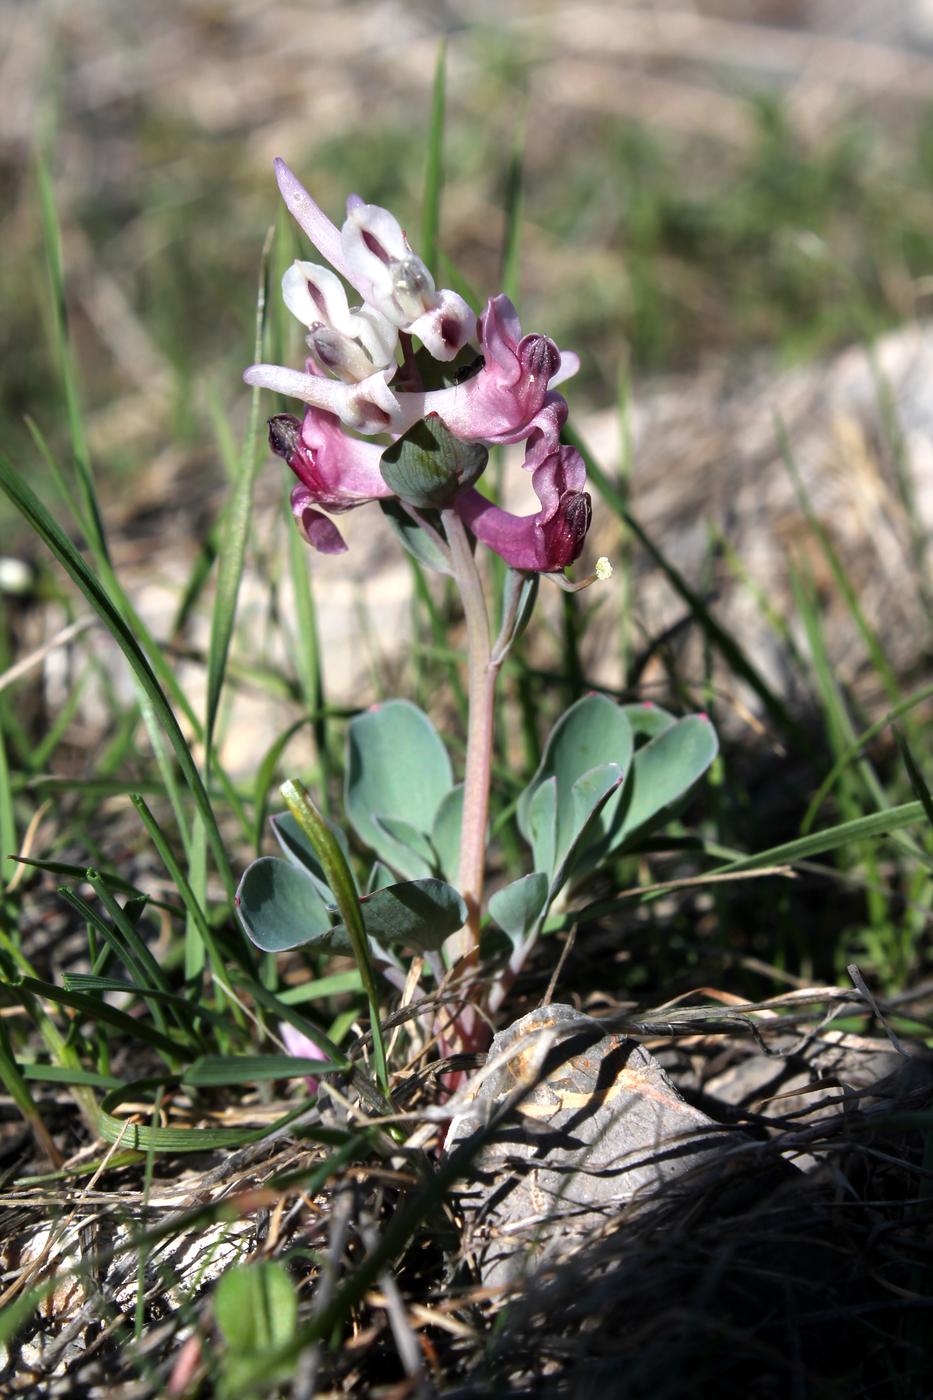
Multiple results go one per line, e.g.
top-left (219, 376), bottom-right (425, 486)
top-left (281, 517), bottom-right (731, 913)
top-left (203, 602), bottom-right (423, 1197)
top-left (235, 162), bottom-right (718, 1084)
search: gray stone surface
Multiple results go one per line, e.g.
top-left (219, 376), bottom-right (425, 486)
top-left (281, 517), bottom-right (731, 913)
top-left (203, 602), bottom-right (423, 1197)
top-left (446, 1004), bottom-right (740, 1286)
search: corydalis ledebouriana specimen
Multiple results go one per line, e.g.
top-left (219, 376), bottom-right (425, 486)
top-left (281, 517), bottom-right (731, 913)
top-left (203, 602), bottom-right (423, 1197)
top-left (244, 160), bottom-right (595, 572)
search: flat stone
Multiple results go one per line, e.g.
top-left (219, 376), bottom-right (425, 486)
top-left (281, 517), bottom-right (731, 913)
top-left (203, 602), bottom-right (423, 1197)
top-left (446, 1004), bottom-right (744, 1287)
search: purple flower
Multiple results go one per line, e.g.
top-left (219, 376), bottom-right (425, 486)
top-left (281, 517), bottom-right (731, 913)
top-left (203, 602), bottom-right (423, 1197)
top-left (245, 161), bottom-right (593, 572)
top-left (247, 294), bottom-right (576, 442)
top-left (457, 444), bottom-right (592, 572)
top-left (268, 393), bottom-right (390, 555)
top-left (392, 295), bottom-right (577, 443)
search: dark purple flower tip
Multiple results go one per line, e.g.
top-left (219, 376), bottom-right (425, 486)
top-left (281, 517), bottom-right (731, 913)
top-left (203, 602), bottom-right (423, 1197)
top-left (518, 334), bottom-right (561, 385)
top-left (538, 489), bottom-right (592, 569)
top-left (455, 445), bottom-right (592, 573)
top-left (268, 414), bottom-right (303, 461)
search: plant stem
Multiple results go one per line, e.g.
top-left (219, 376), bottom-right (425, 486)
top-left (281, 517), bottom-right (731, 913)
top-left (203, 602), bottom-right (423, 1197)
top-left (441, 510), bottom-right (496, 968)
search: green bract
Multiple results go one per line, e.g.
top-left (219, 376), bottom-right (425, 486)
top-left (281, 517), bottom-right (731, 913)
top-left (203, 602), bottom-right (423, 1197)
top-left (379, 415), bottom-right (489, 509)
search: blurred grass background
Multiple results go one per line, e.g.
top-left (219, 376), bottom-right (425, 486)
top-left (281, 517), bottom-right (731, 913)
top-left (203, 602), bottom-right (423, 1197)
top-left (4, 0), bottom-right (933, 532)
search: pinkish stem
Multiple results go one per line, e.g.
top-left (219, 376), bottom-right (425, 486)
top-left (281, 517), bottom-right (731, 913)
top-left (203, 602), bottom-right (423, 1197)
top-left (441, 508), bottom-right (496, 972)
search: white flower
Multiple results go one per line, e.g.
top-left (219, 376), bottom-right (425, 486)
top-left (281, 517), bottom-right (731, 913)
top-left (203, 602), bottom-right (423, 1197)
top-left (281, 260), bottom-right (397, 382)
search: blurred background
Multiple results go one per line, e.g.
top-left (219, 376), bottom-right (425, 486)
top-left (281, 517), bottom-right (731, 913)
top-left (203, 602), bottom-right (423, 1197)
top-left (4, 0), bottom-right (933, 837)
top-left (4, 0), bottom-right (933, 503)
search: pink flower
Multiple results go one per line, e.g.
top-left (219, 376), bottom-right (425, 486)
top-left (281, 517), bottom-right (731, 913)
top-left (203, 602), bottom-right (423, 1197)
top-left (246, 295), bottom-right (577, 443)
top-left (457, 444), bottom-right (592, 572)
top-left (244, 161), bottom-right (593, 572)
top-left (271, 160), bottom-right (475, 359)
top-left (280, 1022), bottom-right (329, 1094)
top-left (392, 295), bottom-right (576, 442)
top-left (268, 398), bottom-right (391, 555)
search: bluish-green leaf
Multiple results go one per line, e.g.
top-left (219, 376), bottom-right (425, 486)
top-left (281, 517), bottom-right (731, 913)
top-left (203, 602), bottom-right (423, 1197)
top-left (379, 498), bottom-right (452, 576)
top-left (431, 783), bottom-right (463, 884)
top-left (527, 777), bottom-right (557, 877)
top-left (488, 872), bottom-right (549, 946)
top-left (518, 695), bottom-right (633, 866)
top-left (614, 714), bottom-right (719, 845)
top-left (271, 810), bottom-right (350, 901)
top-left (619, 701), bottom-right (676, 742)
top-left (346, 700), bottom-right (453, 877)
top-left (366, 860), bottom-right (396, 894)
top-left (550, 766), bottom-right (626, 896)
top-left (332, 878), bottom-right (466, 953)
top-left (373, 815), bottom-right (436, 876)
top-left (235, 857), bottom-right (343, 954)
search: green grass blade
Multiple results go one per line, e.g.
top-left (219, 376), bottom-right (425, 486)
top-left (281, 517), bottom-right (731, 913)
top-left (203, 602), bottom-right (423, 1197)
top-left (11, 856), bottom-right (178, 911)
top-left (97, 1081), bottom-right (316, 1152)
top-left (789, 561), bottom-right (887, 818)
top-left (182, 1054), bottom-right (343, 1086)
top-left (0, 721), bottom-right (15, 888)
top-left (280, 779), bottom-right (389, 1095)
top-left (204, 225), bottom-right (273, 761)
top-left (286, 485), bottom-right (330, 810)
top-left (20, 1063), bottom-right (124, 1090)
top-left (35, 152), bottom-right (108, 564)
top-left (277, 970), bottom-right (363, 1002)
top-left (0, 452), bottom-right (234, 897)
top-left (251, 717), bottom-right (308, 851)
top-left (87, 877), bottom-right (175, 999)
top-left (776, 413), bottom-right (902, 705)
top-left (55, 887), bottom-right (175, 1039)
top-left (895, 730), bottom-right (933, 832)
top-left (801, 682), bottom-right (933, 833)
top-left (25, 344), bottom-right (202, 746)
top-left (713, 800), bottom-right (925, 873)
top-left (420, 40), bottom-right (447, 278)
top-left (616, 358), bottom-right (635, 682)
top-left (500, 115), bottom-right (525, 304)
top-left (62, 973), bottom-right (234, 1032)
top-left (0, 1017), bottom-right (61, 1163)
top-left (6, 977), bottom-right (187, 1059)
top-left (131, 793), bottom-right (251, 1019)
top-left (185, 814), bottom-right (208, 982)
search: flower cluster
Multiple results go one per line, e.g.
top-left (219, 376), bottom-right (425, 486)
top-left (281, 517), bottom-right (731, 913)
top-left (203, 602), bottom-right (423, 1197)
top-left (244, 160), bottom-right (592, 570)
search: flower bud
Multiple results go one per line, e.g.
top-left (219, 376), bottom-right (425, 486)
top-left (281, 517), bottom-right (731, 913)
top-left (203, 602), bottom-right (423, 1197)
top-left (306, 324), bottom-right (381, 383)
top-left (282, 260), bottom-right (397, 381)
top-left (268, 413), bottom-right (303, 461)
top-left (410, 289), bottom-right (478, 362)
top-left (389, 256), bottom-right (436, 321)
